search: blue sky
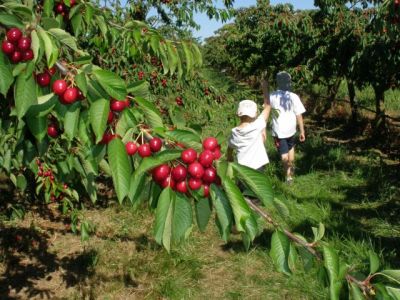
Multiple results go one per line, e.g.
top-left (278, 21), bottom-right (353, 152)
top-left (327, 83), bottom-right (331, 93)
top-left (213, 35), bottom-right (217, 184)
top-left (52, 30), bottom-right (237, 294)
top-left (193, 0), bottom-right (316, 40)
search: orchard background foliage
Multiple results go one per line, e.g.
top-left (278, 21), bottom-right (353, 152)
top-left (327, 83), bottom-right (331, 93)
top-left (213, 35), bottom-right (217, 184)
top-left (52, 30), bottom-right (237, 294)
top-left (0, 0), bottom-right (400, 299)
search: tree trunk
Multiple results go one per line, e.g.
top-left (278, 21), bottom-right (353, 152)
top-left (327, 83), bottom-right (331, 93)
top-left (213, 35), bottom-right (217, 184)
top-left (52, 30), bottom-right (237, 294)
top-left (320, 78), bottom-right (341, 116)
top-left (347, 79), bottom-right (358, 122)
top-left (373, 86), bottom-right (385, 123)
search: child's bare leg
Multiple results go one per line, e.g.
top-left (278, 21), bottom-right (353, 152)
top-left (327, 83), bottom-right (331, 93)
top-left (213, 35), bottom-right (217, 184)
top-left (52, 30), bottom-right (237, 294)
top-left (281, 154), bottom-right (290, 179)
top-left (288, 147), bottom-right (295, 177)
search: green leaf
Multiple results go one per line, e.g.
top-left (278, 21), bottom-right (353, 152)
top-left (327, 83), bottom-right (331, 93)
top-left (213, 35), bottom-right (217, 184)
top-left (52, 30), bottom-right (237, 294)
top-left (195, 198), bottom-right (212, 232)
top-left (154, 188), bottom-right (174, 252)
top-left (231, 163), bottom-right (274, 208)
top-left (0, 51), bottom-right (14, 97)
top-left (16, 174), bottom-right (27, 191)
top-left (349, 283), bottom-right (365, 300)
top-left (322, 245), bottom-right (343, 300)
top-left (14, 73), bottom-right (37, 119)
top-left (71, 12), bottom-right (83, 36)
top-left (222, 175), bottom-right (257, 241)
top-left (166, 41), bottom-right (178, 75)
top-left (48, 28), bottom-right (80, 52)
top-left (164, 129), bottom-right (202, 152)
top-left (127, 81), bottom-right (150, 98)
top-left (26, 114), bottom-right (47, 141)
top-left (128, 172), bottom-right (147, 205)
top-left (387, 287), bottom-right (400, 300)
top-left (107, 138), bottom-right (132, 204)
top-left (135, 97), bottom-right (163, 128)
top-left (27, 93), bottom-right (57, 117)
top-left (369, 251), bottom-right (380, 274)
top-left (134, 149), bottom-right (181, 175)
top-left (0, 13), bottom-right (24, 28)
top-left (172, 192), bottom-right (193, 244)
top-left (80, 221), bottom-right (90, 242)
top-left (210, 184), bottom-right (233, 242)
top-left (379, 270), bottom-right (400, 285)
top-left (64, 102), bottom-right (81, 140)
top-left (115, 109), bottom-right (137, 138)
top-left (37, 27), bottom-right (58, 67)
top-left (92, 69), bottom-right (127, 100)
top-left (43, 0), bottom-right (54, 17)
top-left (270, 230), bottom-right (291, 275)
top-left (75, 72), bottom-right (87, 96)
top-left (30, 30), bottom-right (42, 64)
top-left (182, 41), bottom-right (193, 76)
top-left (89, 98), bottom-right (109, 143)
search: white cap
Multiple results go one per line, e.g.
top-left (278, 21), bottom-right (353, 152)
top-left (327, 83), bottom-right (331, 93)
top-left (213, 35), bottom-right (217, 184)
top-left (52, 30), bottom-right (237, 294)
top-left (237, 100), bottom-right (257, 118)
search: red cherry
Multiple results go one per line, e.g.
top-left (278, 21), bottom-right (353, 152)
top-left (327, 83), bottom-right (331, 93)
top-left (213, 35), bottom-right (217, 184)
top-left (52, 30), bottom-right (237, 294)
top-left (77, 89), bottom-right (84, 100)
top-left (175, 180), bottom-right (188, 193)
top-left (138, 143), bottom-right (152, 157)
top-left (212, 147), bottom-right (222, 160)
top-left (55, 3), bottom-right (65, 13)
top-left (6, 28), bottom-right (22, 44)
top-left (17, 37), bottom-right (31, 51)
top-left (161, 175), bottom-right (175, 189)
top-left (52, 79), bottom-right (67, 95)
top-left (152, 164), bottom-right (171, 183)
top-left (100, 132), bottom-right (117, 144)
top-left (110, 100), bottom-right (126, 112)
top-left (47, 124), bottom-right (58, 138)
top-left (188, 161), bottom-right (205, 179)
top-left (199, 150), bottom-right (214, 167)
top-left (149, 137), bottom-right (162, 152)
top-left (107, 111), bottom-right (114, 124)
top-left (10, 51), bottom-right (22, 63)
top-left (36, 73), bottom-right (51, 87)
top-left (47, 66), bottom-right (57, 75)
top-left (21, 49), bottom-right (34, 61)
top-left (1, 41), bottom-right (15, 55)
top-left (203, 184), bottom-right (210, 197)
top-left (62, 87), bottom-right (78, 104)
top-left (70, 0), bottom-right (76, 6)
top-left (125, 141), bottom-right (138, 156)
top-left (203, 167), bottom-right (217, 183)
top-left (203, 137), bottom-right (219, 151)
top-left (171, 165), bottom-right (187, 182)
top-left (188, 178), bottom-right (202, 190)
top-left (181, 148), bottom-right (197, 164)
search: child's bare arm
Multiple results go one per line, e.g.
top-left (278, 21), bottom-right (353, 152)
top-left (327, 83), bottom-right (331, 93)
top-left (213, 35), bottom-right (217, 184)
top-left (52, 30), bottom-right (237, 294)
top-left (261, 78), bottom-right (271, 121)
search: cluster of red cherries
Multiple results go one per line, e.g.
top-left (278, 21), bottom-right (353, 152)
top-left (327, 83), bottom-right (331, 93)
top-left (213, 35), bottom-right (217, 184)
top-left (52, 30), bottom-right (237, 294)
top-left (36, 159), bottom-right (68, 202)
top-left (52, 79), bottom-right (84, 105)
top-left (151, 137), bottom-right (222, 197)
top-left (1, 28), bottom-right (34, 63)
top-left (124, 137), bottom-right (163, 157)
top-left (54, 0), bottom-right (77, 17)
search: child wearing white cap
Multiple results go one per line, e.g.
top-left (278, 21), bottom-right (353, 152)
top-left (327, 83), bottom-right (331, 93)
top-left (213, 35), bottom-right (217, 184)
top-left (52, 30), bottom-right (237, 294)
top-left (227, 95), bottom-right (271, 171)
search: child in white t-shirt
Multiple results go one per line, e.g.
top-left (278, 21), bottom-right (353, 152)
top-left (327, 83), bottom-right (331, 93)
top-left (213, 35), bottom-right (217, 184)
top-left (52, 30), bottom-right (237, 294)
top-left (227, 99), bottom-right (270, 172)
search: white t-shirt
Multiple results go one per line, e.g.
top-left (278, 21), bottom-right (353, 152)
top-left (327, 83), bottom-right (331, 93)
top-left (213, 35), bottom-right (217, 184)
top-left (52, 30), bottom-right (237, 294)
top-left (228, 115), bottom-right (269, 169)
top-left (269, 90), bottom-right (306, 138)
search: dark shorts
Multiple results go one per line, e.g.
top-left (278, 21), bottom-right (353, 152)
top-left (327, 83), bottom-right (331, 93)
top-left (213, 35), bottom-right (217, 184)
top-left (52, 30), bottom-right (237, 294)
top-left (274, 135), bottom-right (296, 155)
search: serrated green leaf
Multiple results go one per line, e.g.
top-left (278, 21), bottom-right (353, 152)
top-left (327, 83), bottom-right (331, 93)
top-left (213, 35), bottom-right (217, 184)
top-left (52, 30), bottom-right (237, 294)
top-left (14, 73), bottom-right (37, 119)
top-left (195, 198), bottom-right (212, 232)
top-left (154, 188), bottom-right (173, 250)
top-left (270, 230), bottom-right (291, 275)
top-left (75, 72), bottom-right (87, 96)
top-left (92, 69), bottom-right (127, 100)
top-left (128, 172), bottom-right (147, 205)
top-left (71, 12), bottom-right (83, 36)
top-left (48, 28), bottom-right (79, 52)
top-left (369, 251), bottom-right (380, 274)
top-left (0, 13), bottom-right (24, 28)
top-left (231, 163), bottom-right (274, 208)
top-left (64, 102), bottom-right (81, 140)
top-left (26, 114), bottom-right (47, 141)
top-left (89, 98), bottom-right (109, 143)
top-left (349, 282), bottom-right (365, 300)
top-left (127, 81), bottom-right (150, 98)
top-left (164, 129), bottom-right (202, 152)
top-left (37, 27), bottom-right (58, 67)
top-left (107, 138), bottom-right (132, 204)
top-left (387, 287), bottom-right (400, 300)
top-left (135, 96), bottom-right (163, 128)
top-left (43, 0), bottom-right (54, 17)
top-left (323, 245), bottom-right (343, 300)
top-left (30, 30), bottom-right (41, 64)
top-left (210, 184), bottom-right (233, 242)
top-left (134, 150), bottom-right (181, 175)
top-left (379, 270), bottom-right (400, 285)
top-left (172, 192), bottom-right (193, 244)
top-left (0, 51), bottom-right (14, 97)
